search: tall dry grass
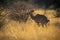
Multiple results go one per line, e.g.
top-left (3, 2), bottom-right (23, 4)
top-left (0, 9), bottom-right (60, 40)
top-left (0, 1), bottom-right (60, 40)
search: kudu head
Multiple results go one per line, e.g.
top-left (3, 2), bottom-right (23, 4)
top-left (27, 10), bottom-right (35, 15)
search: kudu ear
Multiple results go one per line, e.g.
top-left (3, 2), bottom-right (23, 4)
top-left (26, 10), bottom-right (34, 15)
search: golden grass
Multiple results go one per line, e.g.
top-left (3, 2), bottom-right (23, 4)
top-left (0, 9), bottom-right (60, 40)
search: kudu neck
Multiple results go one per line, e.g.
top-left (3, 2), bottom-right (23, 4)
top-left (29, 12), bottom-right (35, 19)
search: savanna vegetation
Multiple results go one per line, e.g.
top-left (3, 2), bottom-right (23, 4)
top-left (0, 0), bottom-right (60, 40)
